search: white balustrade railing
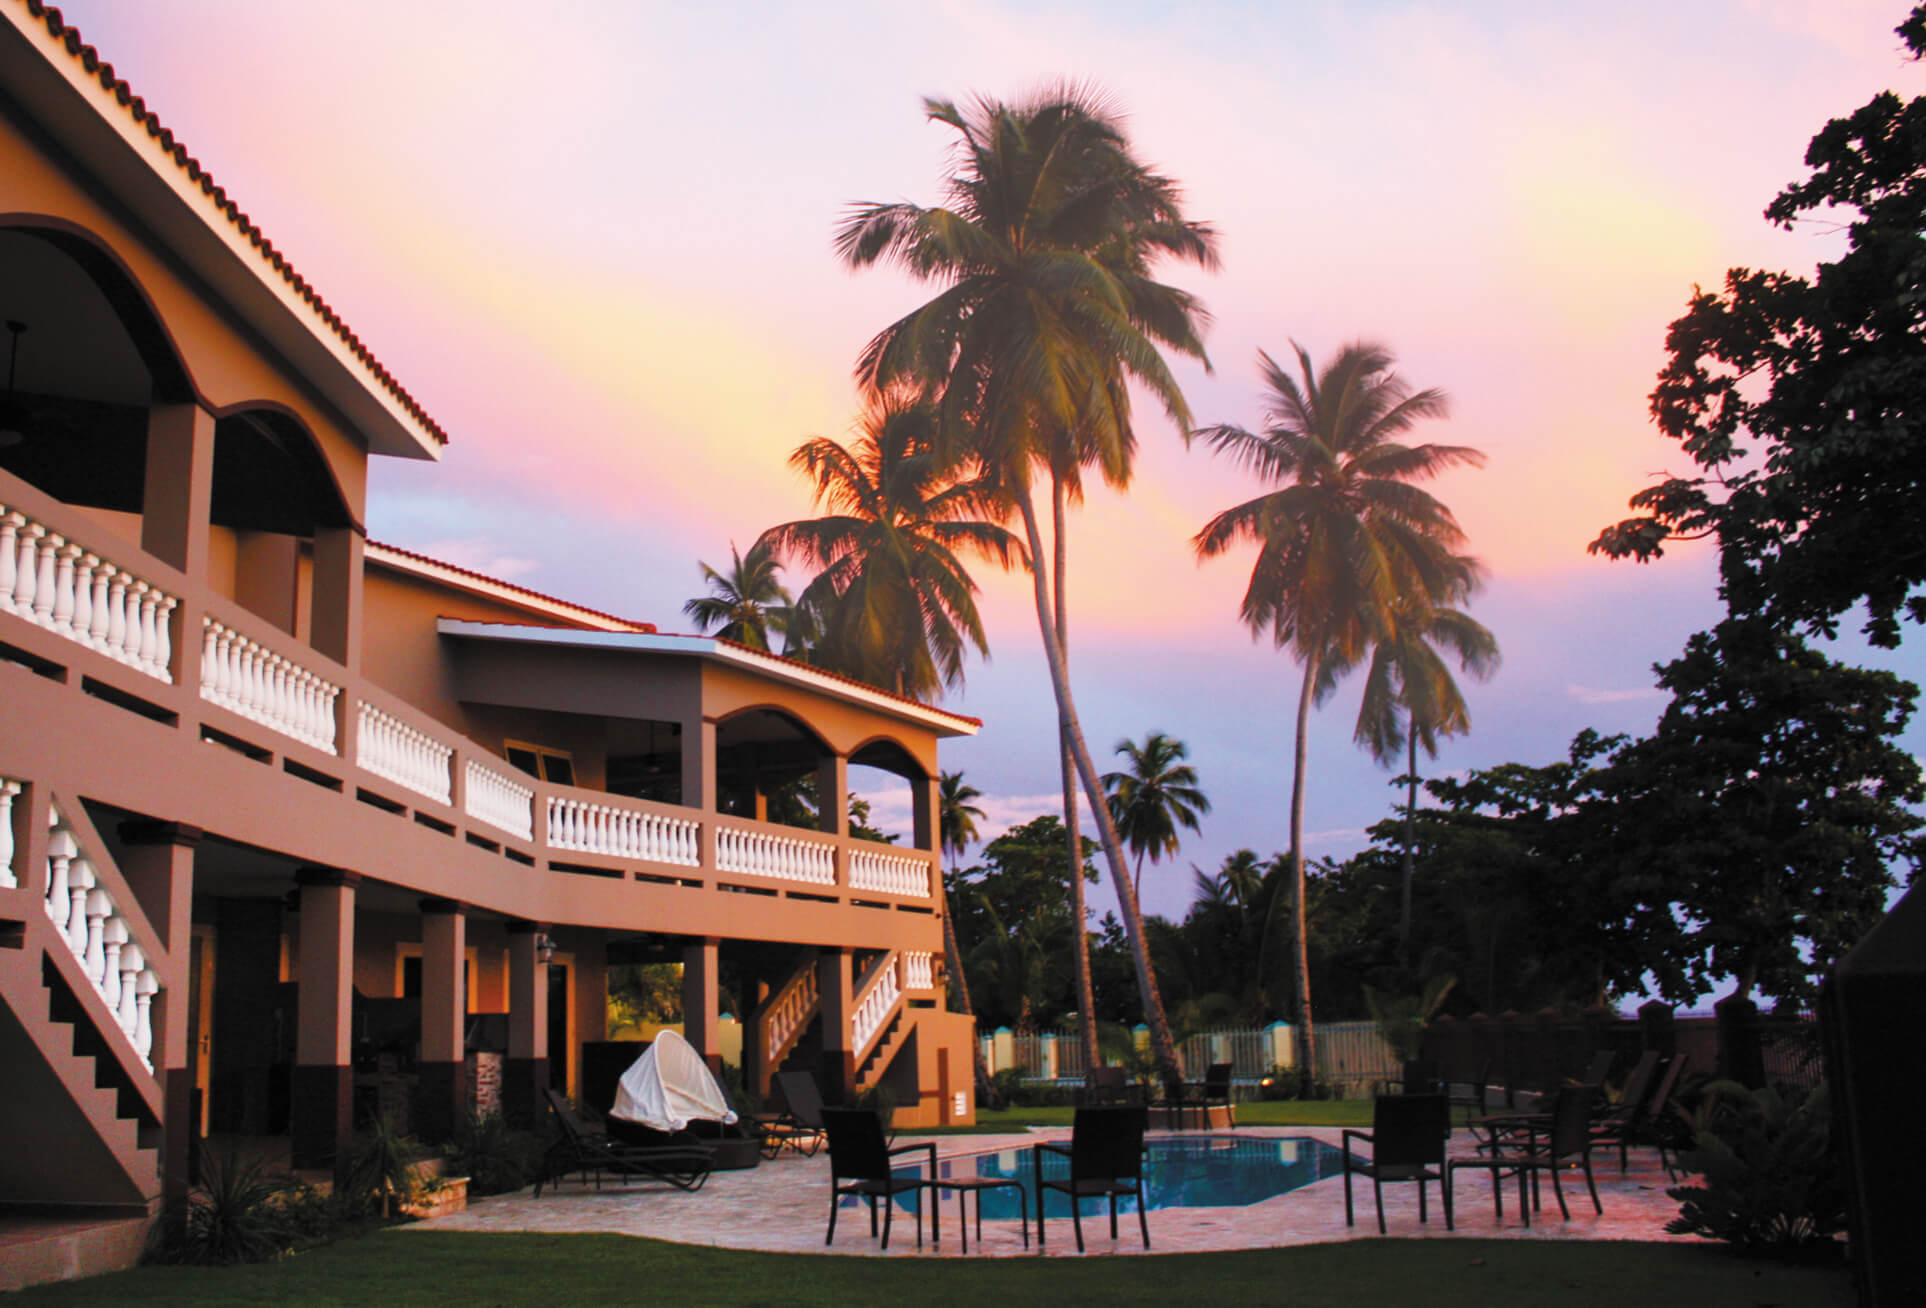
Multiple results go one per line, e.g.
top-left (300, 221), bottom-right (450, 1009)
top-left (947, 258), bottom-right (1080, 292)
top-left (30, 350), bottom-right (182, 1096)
top-left (0, 507), bottom-right (179, 682)
top-left (849, 845), bottom-right (932, 898)
top-left (547, 795), bottom-right (699, 867)
top-left (0, 778), bottom-right (18, 889)
top-left (41, 800), bottom-right (162, 1070)
top-left (355, 701), bottom-right (451, 802)
top-left (465, 759), bottom-right (534, 841)
top-left (201, 618), bottom-right (340, 752)
top-left (904, 950), bottom-right (934, 992)
top-left (764, 964), bottom-right (819, 1063)
top-left (715, 824), bottom-right (836, 885)
top-left (850, 953), bottom-right (903, 1054)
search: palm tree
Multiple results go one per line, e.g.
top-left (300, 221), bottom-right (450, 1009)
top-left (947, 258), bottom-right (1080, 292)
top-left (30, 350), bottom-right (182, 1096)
top-left (1103, 732), bottom-right (1211, 901)
top-left (757, 389), bottom-right (1019, 701)
top-left (1353, 566), bottom-right (1500, 956)
top-left (837, 89), bottom-right (1218, 1082)
top-left (937, 771), bottom-right (997, 1100)
top-left (1193, 341), bottom-right (1483, 1075)
top-left (683, 540), bottom-right (794, 653)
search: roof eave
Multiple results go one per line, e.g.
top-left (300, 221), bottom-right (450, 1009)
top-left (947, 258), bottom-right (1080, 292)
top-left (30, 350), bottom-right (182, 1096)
top-left (0, 6), bottom-right (442, 461)
top-left (436, 619), bottom-right (982, 738)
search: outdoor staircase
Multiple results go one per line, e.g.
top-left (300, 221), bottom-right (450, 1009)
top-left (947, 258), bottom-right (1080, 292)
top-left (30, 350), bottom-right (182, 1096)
top-left (756, 947), bottom-right (942, 1101)
top-left (0, 779), bottom-right (165, 1256)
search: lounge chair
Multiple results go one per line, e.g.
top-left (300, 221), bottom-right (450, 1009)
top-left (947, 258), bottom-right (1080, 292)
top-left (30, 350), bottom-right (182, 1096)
top-left (1608, 1053), bottom-right (1691, 1177)
top-left (1342, 1093), bottom-right (1450, 1235)
top-left (821, 1107), bottom-right (939, 1250)
top-left (1034, 1104), bottom-right (1151, 1252)
top-left (759, 1068), bottom-right (829, 1159)
top-left (535, 1087), bottom-right (715, 1195)
top-left (1586, 1050), bottom-right (1659, 1170)
top-left (1446, 1083), bottom-right (1601, 1229)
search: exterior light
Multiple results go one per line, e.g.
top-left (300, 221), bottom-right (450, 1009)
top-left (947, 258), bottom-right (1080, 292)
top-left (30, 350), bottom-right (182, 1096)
top-left (536, 932), bottom-right (557, 964)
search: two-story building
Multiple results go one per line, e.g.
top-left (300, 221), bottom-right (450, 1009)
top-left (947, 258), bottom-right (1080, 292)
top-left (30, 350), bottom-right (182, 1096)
top-left (0, 0), bottom-right (976, 1276)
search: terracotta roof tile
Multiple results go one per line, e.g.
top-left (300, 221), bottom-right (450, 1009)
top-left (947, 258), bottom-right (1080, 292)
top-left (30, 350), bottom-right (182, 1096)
top-left (367, 539), bottom-right (656, 634)
top-left (22, 2), bottom-right (449, 447)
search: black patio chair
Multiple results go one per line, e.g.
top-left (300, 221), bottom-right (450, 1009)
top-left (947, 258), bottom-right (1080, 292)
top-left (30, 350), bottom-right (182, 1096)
top-left (1586, 1050), bottom-right (1659, 1170)
top-left (1613, 1053), bottom-right (1691, 1177)
top-left (1034, 1104), bottom-right (1151, 1252)
top-left (758, 1067), bottom-right (829, 1159)
top-left (821, 1107), bottom-right (939, 1250)
top-left (1397, 1059), bottom-right (1443, 1095)
top-left (1446, 1083), bottom-right (1602, 1229)
top-left (1162, 1062), bottom-right (1235, 1130)
top-left (1341, 1093), bottom-right (1450, 1235)
top-left (535, 1087), bottom-right (715, 1195)
top-left (1445, 1059), bottom-right (1496, 1116)
top-left (1080, 1065), bottom-right (1134, 1107)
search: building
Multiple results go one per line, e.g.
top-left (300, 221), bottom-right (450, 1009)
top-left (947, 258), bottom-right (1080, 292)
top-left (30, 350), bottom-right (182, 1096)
top-left (0, 0), bottom-right (976, 1276)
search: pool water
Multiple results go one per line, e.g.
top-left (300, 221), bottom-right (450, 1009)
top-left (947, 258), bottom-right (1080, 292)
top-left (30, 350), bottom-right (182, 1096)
top-left (850, 1135), bottom-right (1344, 1220)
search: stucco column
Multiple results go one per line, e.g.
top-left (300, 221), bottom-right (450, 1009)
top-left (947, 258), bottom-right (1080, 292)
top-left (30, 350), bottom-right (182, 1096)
top-left (817, 948), bottom-right (854, 1103)
top-left (292, 867), bottom-right (357, 1173)
top-left (683, 938), bottom-right (722, 1074)
top-left (142, 402), bottom-right (214, 689)
top-left (910, 772), bottom-right (939, 852)
top-left (117, 820), bottom-right (199, 1241)
top-left (817, 754), bottom-right (849, 836)
top-left (683, 716), bottom-right (717, 873)
top-left (418, 898), bottom-right (467, 1144)
top-left (311, 526), bottom-right (364, 673)
top-left (503, 920), bottom-right (550, 1129)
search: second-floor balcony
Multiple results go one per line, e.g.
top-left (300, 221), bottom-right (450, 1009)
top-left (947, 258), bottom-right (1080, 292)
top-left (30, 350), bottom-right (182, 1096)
top-left (0, 469), bottom-right (949, 941)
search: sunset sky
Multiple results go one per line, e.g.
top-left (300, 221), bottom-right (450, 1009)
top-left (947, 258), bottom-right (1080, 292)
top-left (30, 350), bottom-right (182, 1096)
top-left (47, 1), bottom-right (1926, 922)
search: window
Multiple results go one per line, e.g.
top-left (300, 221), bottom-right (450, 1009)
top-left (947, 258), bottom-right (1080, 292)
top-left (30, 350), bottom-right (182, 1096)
top-left (503, 740), bottom-right (574, 785)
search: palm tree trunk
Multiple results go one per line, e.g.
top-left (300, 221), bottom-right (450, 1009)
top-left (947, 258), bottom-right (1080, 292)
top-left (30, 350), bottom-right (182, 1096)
top-left (1289, 655), bottom-right (1319, 1081)
top-left (939, 880), bottom-right (997, 1105)
top-left (1014, 488), bottom-right (1182, 1083)
top-left (1053, 475), bottom-right (1102, 1075)
top-left (1399, 719), bottom-right (1417, 963)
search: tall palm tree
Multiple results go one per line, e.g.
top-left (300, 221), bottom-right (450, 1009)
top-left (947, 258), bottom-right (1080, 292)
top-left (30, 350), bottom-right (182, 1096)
top-left (683, 540), bottom-right (794, 652)
top-left (758, 389), bottom-right (1020, 701)
top-left (1354, 566), bottom-right (1500, 956)
top-left (1193, 341), bottom-right (1483, 1075)
top-left (837, 89), bottom-right (1218, 1082)
top-left (1103, 732), bottom-right (1211, 901)
top-left (937, 771), bottom-right (997, 1100)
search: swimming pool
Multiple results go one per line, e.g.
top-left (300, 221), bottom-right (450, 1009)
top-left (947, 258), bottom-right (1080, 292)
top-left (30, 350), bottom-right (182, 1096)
top-left (852, 1135), bottom-right (1345, 1220)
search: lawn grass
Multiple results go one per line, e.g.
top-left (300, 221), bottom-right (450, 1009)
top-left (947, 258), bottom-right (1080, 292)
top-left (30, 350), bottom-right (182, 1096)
top-left (11, 1232), bottom-right (1852, 1307)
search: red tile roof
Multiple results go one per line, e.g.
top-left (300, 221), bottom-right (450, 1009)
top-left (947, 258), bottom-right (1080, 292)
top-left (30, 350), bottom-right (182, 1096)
top-left (367, 539), bottom-right (656, 633)
top-left (21, 1), bottom-right (449, 447)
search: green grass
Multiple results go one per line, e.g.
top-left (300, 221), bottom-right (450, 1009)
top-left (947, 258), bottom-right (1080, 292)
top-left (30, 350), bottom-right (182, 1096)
top-left (12, 1232), bottom-right (1851, 1307)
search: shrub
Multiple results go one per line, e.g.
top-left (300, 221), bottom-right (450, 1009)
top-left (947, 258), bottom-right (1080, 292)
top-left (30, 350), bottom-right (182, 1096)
top-left (1664, 1080), bottom-right (1845, 1252)
top-left (1255, 1066), bottom-right (1335, 1101)
top-left (342, 1110), bottom-right (425, 1218)
top-left (445, 1107), bottom-right (542, 1197)
top-left (161, 1144), bottom-right (301, 1265)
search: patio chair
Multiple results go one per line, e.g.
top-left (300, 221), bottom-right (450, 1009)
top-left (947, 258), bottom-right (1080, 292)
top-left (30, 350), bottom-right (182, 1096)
top-left (821, 1107), bottom-right (939, 1250)
top-left (1445, 1059), bottom-right (1496, 1116)
top-left (534, 1088), bottom-right (715, 1195)
top-left (1397, 1059), bottom-right (1443, 1095)
top-left (1586, 1050), bottom-right (1659, 1170)
top-left (1034, 1104), bottom-right (1151, 1252)
top-left (1617, 1053), bottom-right (1692, 1178)
top-left (1445, 1083), bottom-right (1601, 1229)
top-left (1162, 1062), bottom-right (1235, 1130)
top-left (1341, 1093), bottom-right (1450, 1235)
top-left (758, 1068), bottom-right (829, 1159)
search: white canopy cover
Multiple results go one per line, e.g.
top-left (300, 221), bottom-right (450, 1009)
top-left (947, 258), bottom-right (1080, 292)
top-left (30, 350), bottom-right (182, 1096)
top-left (609, 1029), bottom-right (739, 1132)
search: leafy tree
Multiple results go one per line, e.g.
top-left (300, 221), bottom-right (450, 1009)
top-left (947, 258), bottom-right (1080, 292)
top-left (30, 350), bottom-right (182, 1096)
top-left (1194, 341), bottom-right (1483, 1073)
top-left (1591, 4), bottom-right (1926, 648)
top-left (839, 89), bottom-right (1217, 1079)
top-left (1596, 620), bottom-right (1924, 1005)
top-left (1102, 731), bottom-right (1211, 901)
top-left (682, 540), bottom-right (795, 652)
top-left (945, 814), bottom-right (1100, 1030)
top-left (758, 389), bottom-right (1019, 699)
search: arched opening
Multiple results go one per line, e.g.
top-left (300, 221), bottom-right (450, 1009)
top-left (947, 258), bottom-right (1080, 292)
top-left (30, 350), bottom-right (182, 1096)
top-left (209, 406), bottom-right (353, 636)
top-left (712, 707), bottom-right (833, 831)
top-left (0, 223), bottom-right (188, 514)
top-left (848, 737), bottom-right (927, 846)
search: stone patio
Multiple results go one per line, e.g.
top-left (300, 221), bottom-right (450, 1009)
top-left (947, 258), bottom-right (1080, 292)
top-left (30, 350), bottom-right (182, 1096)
top-left (406, 1128), bottom-right (1707, 1258)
